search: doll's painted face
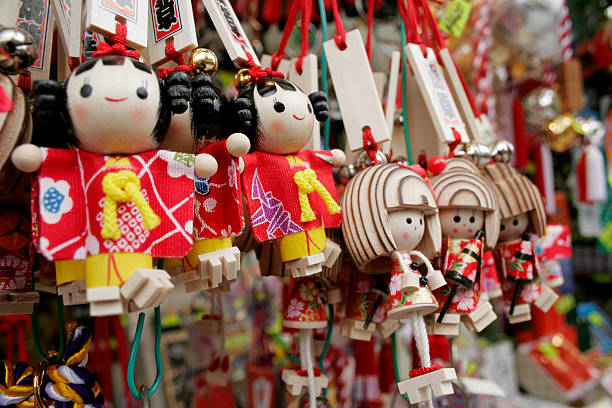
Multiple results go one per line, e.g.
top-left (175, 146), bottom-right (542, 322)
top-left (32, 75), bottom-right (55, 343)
top-left (66, 56), bottom-right (161, 155)
top-left (253, 80), bottom-right (314, 155)
top-left (439, 208), bottom-right (484, 239)
top-left (388, 209), bottom-right (425, 251)
top-left (499, 212), bottom-right (529, 242)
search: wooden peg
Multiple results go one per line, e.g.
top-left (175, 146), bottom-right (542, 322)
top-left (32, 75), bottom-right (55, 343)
top-left (145, 0), bottom-right (198, 66)
top-left (119, 268), bottom-right (174, 309)
top-left (397, 367), bottom-right (456, 403)
top-left (383, 51), bottom-right (401, 156)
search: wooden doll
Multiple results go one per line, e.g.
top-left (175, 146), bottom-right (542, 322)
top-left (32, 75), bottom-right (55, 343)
top-left (482, 162), bottom-right (559, 323)
top-left (227, 69), bottom-right (345, 278)
top-left (158, 49), bottom-right (251, 292)
top-left (341, 163), bottom-right (456, 404)
top-left (429, 158), bottom-right (500, 336)
top-left (11, 45), bottom-right (217, 316)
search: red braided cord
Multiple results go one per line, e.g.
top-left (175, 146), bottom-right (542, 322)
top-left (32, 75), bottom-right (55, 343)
top-left (17, 73), bottom-right (31, 95)
top-left (362, 126), bottom-right (378, 164)
top-left (329, 0), bottom-right (346, 50)
top-left (91, 23), bottom-right (140, 60)
top-left (403, 0), bottom-right (426, 56)
top-left (157, 41), bottom-right (191, 79)
top-left (448, 128), bottom-right (462, 157)
top-left (271, 0), bottom-right (301, 70)
top-left (366, 0), bottom-right (375, 64)
top-left (409, 364), bottom-right (443, 378)
top-left (295, 0), bottom-right (312, 74)
top-left (297, 368), bottom-right (322, 376)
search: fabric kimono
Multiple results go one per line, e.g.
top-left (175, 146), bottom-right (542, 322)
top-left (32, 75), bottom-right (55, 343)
top-left (32, 148), bottom-right (195, 261)
top-left (498, 236), bottom-right (543, 306)
top-left (241, 150), bottom-right (341, 243)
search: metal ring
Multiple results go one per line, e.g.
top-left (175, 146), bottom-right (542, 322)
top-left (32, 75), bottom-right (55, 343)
top-left (139, 385), bottom-right (150, 408)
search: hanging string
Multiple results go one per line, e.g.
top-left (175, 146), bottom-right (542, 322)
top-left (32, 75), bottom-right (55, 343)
top-left (31, 290), bottom-right (66, 361)
top-left (157, 41), bottom-right (191, 80)
top-left (91, 23), bottom-right (140, 59)
top-left (391, 333), bottom-right (411, 403)
top-left (316, 0), bottom-right (331, 150)
top-left (362, 126), bottom-right (379, 164)
top-left (399, 20), bottom-right (414, 165)
top-left (271, 0), bottom-right (302, 70)
top-left (295, 0), bottom-right (313, 74)
top-left (365, 0), bottom-right (375, 65)
top-left (127, 306), bottom-right (163, 399)
top-left (320, 304), bottom-right (334, 397)
top-left (329, 0), bottom-right (347, 49)
top-left (300, 330), bottom-right (317, 408)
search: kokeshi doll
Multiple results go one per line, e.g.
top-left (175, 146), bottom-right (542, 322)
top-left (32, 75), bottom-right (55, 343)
top-left (430, 158), bottom-right (500, 335)
top-left (341, 163), bottom-right (456, 404)
top-left (482, 161), bottom-right (558, 324)
top-left (227, 68), bottom-right (345, 279)
top-left (11, 37), bottom-right (217, 316)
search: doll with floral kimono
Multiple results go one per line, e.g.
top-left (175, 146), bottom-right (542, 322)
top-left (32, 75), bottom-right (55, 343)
top-left (341, 163), bottom-right (456, 404)
top-left (11, 41), bottom-right (217, 316)
top-left (157, 51), bottom-right (251, 292)
top-left (429, 158), bottom-right (500, 336)
top-left (226, 69), bottom-right (345, 279)
top-left (482, 161), bottom-right (558, 324)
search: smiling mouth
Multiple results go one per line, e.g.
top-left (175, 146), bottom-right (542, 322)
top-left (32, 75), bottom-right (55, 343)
top-left (292, 114), bottom-right (305, 121)
top-left (105, 97), bottom-right (128, 102)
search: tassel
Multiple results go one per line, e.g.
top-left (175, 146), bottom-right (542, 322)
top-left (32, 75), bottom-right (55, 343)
top-left (585, 144), bottom-right (607, 203)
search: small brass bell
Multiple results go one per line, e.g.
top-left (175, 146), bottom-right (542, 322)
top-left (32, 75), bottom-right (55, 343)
top-left (234, 68), bottom-right (253, 89)
top-left (190, 48), bottom-right (218, 75)
top-left (543, 113), bottom-right (580, 153)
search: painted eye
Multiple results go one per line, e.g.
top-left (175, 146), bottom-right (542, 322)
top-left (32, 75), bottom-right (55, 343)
top-left (406, 218), bottom-right (412, 224)
top-left (512, 219), bottom-right (519, 226)
top-left (136, 87), bottom-right (148, 99)
top-left (307, 103), bottom-right (312, 113)
top-left (274, 101), bottom-right (285, 112)
top-left (501, 224), bottom-right (506, 231)
top-left (420, 218), bottom-right (423, 225)
top-left (453, 216), bottom-right (461, 223)
top-left (80, 84), bottom-right (92, 98)
top-left (469, 216), bottom-right (476, 223)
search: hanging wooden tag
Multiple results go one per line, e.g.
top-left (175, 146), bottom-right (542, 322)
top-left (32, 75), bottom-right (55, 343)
top-left (201, 0), bottom-right (260, 67)
top-left (17, 0), bottom-right (54, 81)
top-left (288, 54), bottom-right (320, 150)
top-left (558, 58), bottom-right (584, 113)
top-left (81, 2), bottom-right (103, 60)
top-left (145, 0), bottom-right (197, 66)
top-left (383, 50), bottom-right (401, 155)
top-left (324, 29), bottom-right (389, 153)
top-left (260, 54), bottom-right (290, 76)
top-left (52, 0), bottom-right (82, 57)
top-left (405, 44), bottom-right (468, 157)
top-left (0, 1), bottom-right (22, 27)
top-left (85, 0), bottom-right (148, 50)
top-left (56, 38), bottom-right (72, 81)
top-left (373, 72), bottom-right (385, 99)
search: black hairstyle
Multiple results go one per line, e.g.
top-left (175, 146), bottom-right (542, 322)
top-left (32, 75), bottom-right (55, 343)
top-left (190, 73), bottom-right (228, 143)
top-left (32, 56), bottom-right (190, 148)
top-left (222, 76), bottom-right (329, 151)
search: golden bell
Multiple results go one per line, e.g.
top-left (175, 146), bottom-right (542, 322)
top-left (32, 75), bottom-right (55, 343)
top-left (234, 68), bottom-right (253, 89)
top-left (190, 48), bottom-right (218, 75)
top-left (543, 113), bottom-right (580, 153)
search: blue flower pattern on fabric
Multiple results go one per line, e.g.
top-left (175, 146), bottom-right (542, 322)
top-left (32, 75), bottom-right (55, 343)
top-left (43, 186), bottom-right (65, 214)
top-left (195, 176), bottom-right (211, 196)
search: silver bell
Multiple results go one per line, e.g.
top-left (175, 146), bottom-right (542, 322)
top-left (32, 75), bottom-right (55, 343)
top-left (0, 27), bottom-right (38, 75)
top-left (338, 164), bottom-right (357, 181)
top-left (457, 143), bottom-right (491, 166)
top-left (490, 139), bottom-right (515, 163)
top-left (354, 149), bottom-right (388, 169)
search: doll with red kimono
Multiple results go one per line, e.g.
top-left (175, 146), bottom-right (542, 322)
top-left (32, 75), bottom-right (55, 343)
top-left (482, 161), bottom-right (559, 324)
top-left (11, 39), bottom-right (217, 316)
top-left (429, 158), bottom-right (500, 336)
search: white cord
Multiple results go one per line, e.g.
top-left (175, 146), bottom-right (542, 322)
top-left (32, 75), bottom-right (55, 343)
top-left (410, 313), bottom-right (431, 369)
top-left (300, 329), bottom-right (317, 408)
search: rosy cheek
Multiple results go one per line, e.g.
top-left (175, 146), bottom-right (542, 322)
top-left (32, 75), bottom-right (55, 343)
top-left (270, 120), bottom-right (284, 134)
top-left (131, 107), bottom-right (149, 122)
top-left (453, 228), bottom-right (458, 233)
top-left (468, 228), bottom-right (473, 233)
top-left (402, 232), bottom-right (409, 240)
top-left (73, 104), bottom-right (88, 122)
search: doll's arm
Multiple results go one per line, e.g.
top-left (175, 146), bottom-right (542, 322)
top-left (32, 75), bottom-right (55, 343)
top-left (226, 133), bottom-right (250, 158)
top-left (330, 149), bottom-right (346, 168)
top-left (11, 144), bottom-right (43, 173)
top-left (194, 153), bottom-right (218, 178)
top-left (409, 250), bottom-right (446, 290)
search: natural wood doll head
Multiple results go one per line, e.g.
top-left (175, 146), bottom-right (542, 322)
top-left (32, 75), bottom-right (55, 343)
top-left (481, 162), bottom-right (546, 242)
top-left (33, 56), bottom-right (190, 154)
top-left (341, 164), bottom-right (441, 273)
top-left (226, 75), bottom-right (329, 154)
top-left (431, 158), bottom-right (500, 248)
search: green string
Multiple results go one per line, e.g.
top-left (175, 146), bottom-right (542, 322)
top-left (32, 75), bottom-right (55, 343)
top-left (399, 20), bottom-right (413, 165)
top-left (392, 332), bottom-right (411, 403)
top-left (317, 0), bottom-right (331, 150)
top-left (320, 304), bottom-right (334, 398)
top-left (31, 289), bottom-right (66, 362)
top-left (127, 306), bottom-right (163, 399)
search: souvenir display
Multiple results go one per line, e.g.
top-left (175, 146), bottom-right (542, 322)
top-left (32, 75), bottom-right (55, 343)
top-left (0, 0), bottom-right (607, 406)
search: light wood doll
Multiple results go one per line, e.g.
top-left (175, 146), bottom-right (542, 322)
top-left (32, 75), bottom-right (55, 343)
top-left (341, 163), bottom-right (456, 404)
top-left (429, 158), bottom-right (500, 336)
top-left (482, 161), bottom-right (558, 323)
top-left (11, 49), bottom-right (217, 316)
top-left (227, 69), bottom-right (345, 278)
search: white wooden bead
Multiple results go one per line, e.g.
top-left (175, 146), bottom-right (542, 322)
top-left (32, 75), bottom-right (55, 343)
top-left (194, 153), bottom-right (218, 178)
top-left (11, 144), bottom-right (43, 173)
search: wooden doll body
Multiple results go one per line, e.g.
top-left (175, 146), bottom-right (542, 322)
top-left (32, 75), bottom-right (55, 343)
top-left (12, 55), bottom-right (215, 315)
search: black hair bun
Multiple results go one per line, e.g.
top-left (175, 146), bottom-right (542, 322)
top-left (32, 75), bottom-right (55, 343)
top-left (164, 71), bottom-right (190, 114)
top-left (34, 80), bottom-right (65, 123)
top-left (308, 91), bottom-right (329, 122)
top-left (224, 97), bottom-right (256, 134)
